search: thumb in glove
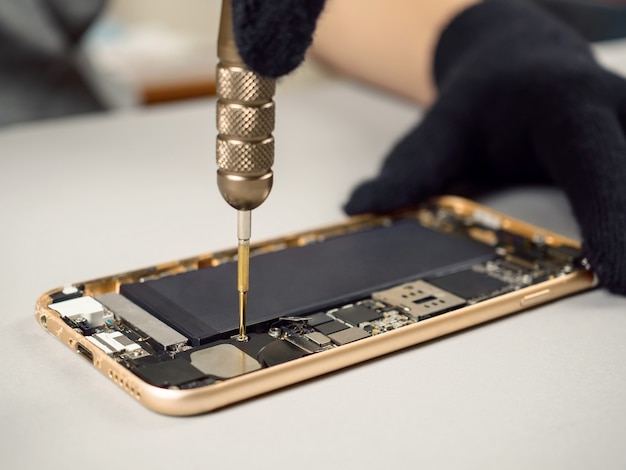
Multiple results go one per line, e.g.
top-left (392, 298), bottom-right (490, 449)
top-left (344, 0), bottom-right (626, 295)
top-left (231, 0), bottom-right (326, 78)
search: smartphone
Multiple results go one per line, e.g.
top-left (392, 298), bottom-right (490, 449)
top-left (35, 196), bottom-right (595, 415)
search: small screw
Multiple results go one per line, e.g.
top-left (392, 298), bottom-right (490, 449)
top-left (268, 327), bottom-right (282, 338)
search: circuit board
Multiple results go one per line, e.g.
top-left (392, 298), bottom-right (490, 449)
top-left (41, 201), bottom-right (588, 394)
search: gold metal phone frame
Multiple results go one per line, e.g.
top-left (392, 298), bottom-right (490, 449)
top-left (35, 196), bottom-right (594, 415)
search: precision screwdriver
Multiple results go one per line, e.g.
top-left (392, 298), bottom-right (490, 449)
top-left (215, 0), bottom-right (276, 341)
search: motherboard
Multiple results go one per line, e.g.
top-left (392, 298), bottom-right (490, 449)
top-left (42, 202), bottom-right (586, 392)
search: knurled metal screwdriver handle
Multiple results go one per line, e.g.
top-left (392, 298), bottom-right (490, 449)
top-left (216, 0), bottom-right (276, 211)
top-left (216, 0), bottom-right (276, 341)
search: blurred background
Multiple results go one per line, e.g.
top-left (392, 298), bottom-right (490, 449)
top-left (1, 0), bottom-right (625, 125)
top-left (85, 0), bottom-right (332, 107)
top-left (86, 0), bottom-right (626, 106)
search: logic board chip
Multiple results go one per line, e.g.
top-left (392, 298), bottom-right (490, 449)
top-left (315, 320), bottom-right (350, 336)
top-left (328, 328), bottom-right (371, 346)
top-left (334, 305), bottom-right (383, 326)
top-left (428, 269), bottom-right (508, 300)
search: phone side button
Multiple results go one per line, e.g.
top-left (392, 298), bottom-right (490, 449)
top-left (520, 289), bottom-right (551, 307)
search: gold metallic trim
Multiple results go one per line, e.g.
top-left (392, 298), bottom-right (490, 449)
top-left (35, 196), bottom-right (595, 415)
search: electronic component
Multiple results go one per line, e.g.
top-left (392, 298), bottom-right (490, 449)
top-left (546, 244), bottom-right (580, 263)
top-left (190, 344), bottom-right (261, 379)
top-left (133, 358), bottom-right (206, 388)
top-left (367, 310), bottom-right (413, 334)
top-left (257, 340), bottom-right (307, 367)
top-left (48, 296), bottom-right (112, 328)
top-left (285, 335), bottom-right (321, 353)
top-left (315, 320), bottom-right (349, 336)
top-left (427, 269), bottom-right (508, 300)
top-left (328, 327), bottom-right (371, 346)
top-left (334, 304), bottom-right (383, 326)
top-left (49, 285), bottom-right (83, 303)
top-left (305, 331), bottom-right (331, 347)
top-left (96, 293), bottom-right (187, 350)
top-left (305, 312), bottom-right (333, 326)
top-left (224, 333), bottom-right (275, 359)
top-left (477, 259), bottom-right (535, 287)
top-left (373, 280), bottom-right (466, 321)
top-left (87, 332), bottom-right (142, 355)
top-left (120, 219), bottom-right (494, 345)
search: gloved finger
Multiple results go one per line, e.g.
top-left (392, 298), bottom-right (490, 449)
top-left (619, 85), bottom-right (626, 133)
top-left (532, 105), bottom-right (626, 294)
top-left (232, 0), bottom-right (326, 77)
top-left (344, 98), bottom-right (477, 215)
top-left (600, 70), bottom-right (626, 130)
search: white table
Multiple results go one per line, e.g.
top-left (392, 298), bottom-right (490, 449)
top-left (2, 42), bottom-right (626, 469)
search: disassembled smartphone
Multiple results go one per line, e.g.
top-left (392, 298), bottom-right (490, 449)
top-left (35, 196), bottom-right (595, 415)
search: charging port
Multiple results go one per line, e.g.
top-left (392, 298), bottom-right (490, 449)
top-left (76, 343), bottom-right (94, 364)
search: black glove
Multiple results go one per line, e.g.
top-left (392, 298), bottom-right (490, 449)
top-left (344, 0), bottom-right (626, 295)
top-left (231, 0), bottom-right (326, 78)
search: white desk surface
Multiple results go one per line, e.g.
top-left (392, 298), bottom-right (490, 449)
top-left (2, 42), bottom-right (626, 469)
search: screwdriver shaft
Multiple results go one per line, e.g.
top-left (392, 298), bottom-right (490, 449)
top-left (236, 210), bottom-right (251, 341)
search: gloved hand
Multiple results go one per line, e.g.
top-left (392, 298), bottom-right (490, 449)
top-left (231, 0), bottom-right (326, 77)
top-left (344, 0), bottom-right (626, 295)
